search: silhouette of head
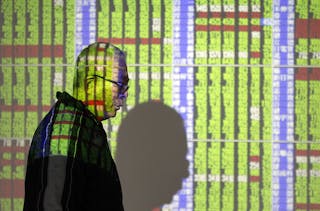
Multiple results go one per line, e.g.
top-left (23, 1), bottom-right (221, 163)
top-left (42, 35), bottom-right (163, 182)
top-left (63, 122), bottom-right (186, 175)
top-left (115, 101), bottom-right (189, 211)
top-left (73, 42), bottom-right (129, 120)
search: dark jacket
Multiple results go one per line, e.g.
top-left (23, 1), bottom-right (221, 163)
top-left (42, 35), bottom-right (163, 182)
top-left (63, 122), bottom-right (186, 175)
top-left (23, 92), bottom-right (124, 211)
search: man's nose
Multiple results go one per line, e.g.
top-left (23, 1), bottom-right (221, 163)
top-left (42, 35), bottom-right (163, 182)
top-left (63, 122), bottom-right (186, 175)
top-left (119, 90), bottom-right (128, 99)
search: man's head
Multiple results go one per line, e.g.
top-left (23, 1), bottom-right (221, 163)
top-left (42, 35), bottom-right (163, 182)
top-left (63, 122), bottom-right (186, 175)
top-left (73, 42), bottom-right (129, 120)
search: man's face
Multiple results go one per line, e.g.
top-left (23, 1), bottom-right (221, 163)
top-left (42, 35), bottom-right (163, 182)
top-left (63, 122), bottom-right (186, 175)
top-left (85, 63), bottom-right (129, 121)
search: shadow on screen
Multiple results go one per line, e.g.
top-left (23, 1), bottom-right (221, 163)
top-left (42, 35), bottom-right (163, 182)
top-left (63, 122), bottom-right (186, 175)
top-left (115, 101), bottom-right (189, 211)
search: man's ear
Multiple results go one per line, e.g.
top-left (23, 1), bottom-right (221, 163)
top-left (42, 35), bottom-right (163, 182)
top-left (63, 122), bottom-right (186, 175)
top-left (85, 84), bottom-right (91, 99)
top-left (84, 81), bottom-right (94, 99)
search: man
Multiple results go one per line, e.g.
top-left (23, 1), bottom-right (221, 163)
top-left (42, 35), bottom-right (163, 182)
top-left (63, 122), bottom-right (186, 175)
top-left (23, 42), bottom-right (129, 211)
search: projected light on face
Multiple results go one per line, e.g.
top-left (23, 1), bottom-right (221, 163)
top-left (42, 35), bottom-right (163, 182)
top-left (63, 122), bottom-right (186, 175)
top-left (73, 42), bottom-right (129, 120)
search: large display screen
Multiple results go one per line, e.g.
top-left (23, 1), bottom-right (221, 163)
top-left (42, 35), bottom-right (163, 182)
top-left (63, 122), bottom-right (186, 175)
top-left (0, 0), bottom-right (320, 210)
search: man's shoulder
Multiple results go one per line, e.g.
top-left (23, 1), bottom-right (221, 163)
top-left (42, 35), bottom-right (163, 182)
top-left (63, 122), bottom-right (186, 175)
top-left (34, 92), bottom-right (98, 137)
top-left (56, 91), bottom-right (83, 109)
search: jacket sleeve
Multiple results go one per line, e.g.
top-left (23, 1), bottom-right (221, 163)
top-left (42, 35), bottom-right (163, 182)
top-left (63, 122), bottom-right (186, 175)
top-left (43, 156), bottom-right (67, 211)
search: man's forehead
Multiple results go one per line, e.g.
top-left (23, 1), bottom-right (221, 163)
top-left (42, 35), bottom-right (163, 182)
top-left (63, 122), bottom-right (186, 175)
top-left (75, 42), bottom-right (128, 81)
top-left (79, 55), bottom-right (112, 62)
top-left (79, 54), bottom-right (126, 70)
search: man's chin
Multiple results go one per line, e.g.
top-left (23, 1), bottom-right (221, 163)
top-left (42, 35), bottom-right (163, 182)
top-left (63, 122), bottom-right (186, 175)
top-left (105, 111), bottom-right (117, 118)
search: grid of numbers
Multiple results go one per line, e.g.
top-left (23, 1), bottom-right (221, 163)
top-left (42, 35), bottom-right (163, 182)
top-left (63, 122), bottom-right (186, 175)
top-left (0, 0), bottom-right (320, 210)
